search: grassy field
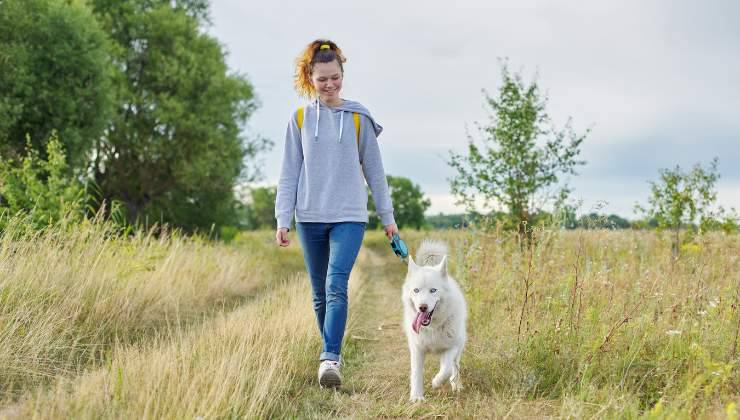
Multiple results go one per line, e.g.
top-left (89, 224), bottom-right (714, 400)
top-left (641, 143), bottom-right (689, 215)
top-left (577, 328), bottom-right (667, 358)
top-left (0, 217), bottom-right (737, 418)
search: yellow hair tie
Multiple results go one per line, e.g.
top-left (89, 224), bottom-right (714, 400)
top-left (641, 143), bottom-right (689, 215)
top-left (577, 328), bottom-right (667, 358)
top-left (320, 44), bottom-right (330, 50)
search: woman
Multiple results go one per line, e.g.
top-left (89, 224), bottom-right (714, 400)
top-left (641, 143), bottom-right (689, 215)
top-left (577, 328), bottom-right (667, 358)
top-left (274, 39), bottom-right (398, 388)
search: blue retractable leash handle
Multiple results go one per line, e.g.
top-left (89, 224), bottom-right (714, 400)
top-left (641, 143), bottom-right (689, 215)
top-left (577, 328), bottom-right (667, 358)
top-left (390, 233), bottom-right (409, 260)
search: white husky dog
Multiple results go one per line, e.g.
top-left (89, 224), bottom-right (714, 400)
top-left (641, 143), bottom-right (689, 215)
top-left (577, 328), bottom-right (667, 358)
top-left (402, 239), bottom-right (467, 402)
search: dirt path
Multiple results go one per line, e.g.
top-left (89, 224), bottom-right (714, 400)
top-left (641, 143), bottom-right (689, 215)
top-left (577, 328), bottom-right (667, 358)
top-left (292, 245), bottom-right (473, 418)
top-left (340, 246), bottom-right (412, 414)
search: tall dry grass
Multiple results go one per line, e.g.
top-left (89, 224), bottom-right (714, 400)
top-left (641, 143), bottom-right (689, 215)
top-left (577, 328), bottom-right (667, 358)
top-left (449, 227), bottom-right (738, 417)
top-left (1, 214), bottom-right (737, 418)
top-left (0, 212), bottom-right (302, 402)
top-left (3, 243), bottom-right (368, 418)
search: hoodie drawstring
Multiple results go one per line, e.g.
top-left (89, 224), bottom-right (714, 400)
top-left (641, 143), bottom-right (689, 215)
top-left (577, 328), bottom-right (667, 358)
top-left (314, 98), bottom-right (345, 143)
top-left (338, 110), bottom-right (344, 143)
top-left (314, 98), bottom-right (320, 142)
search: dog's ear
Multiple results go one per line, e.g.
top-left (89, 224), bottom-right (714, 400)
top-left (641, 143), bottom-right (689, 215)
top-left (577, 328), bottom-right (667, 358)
top-left (407, 255), bottom-right (419, 275)
top-left (434, 255), bottom-right (448, 277)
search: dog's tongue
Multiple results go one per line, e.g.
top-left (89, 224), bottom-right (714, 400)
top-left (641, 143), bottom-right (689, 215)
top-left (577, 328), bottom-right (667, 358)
top-left (412, 311), bottom-right (433, 334)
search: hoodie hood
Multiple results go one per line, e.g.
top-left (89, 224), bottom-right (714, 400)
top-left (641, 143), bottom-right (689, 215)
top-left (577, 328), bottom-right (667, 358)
top-left (312, 98), bottom-right (383, 142)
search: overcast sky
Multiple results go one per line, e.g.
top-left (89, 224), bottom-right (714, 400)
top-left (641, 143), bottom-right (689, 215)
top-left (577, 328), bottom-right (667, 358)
top-left (206, 1), bottom-right (739, 218)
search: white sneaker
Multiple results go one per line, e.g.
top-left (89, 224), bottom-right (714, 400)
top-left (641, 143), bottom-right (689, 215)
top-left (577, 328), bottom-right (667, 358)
top-left (318, 360), bottom-right (342, 388)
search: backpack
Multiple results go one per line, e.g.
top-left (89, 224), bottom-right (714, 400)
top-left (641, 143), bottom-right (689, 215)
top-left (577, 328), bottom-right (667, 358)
top-left (296, 107), bottom-right (362, 163)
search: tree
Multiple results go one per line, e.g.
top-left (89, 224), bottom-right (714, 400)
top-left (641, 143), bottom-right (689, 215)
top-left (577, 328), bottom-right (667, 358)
top-left (636, 158), bottom-right (722, 255)
top-left (368, 175), bottom-right (431, 230)
top-left (242, 186), bottom-right (277, 230)
top-left (87, 0), bottom-right (270, 232)
top-left (425, 213), bottom-right (472, 230)
top-left (0, 0), bottom-right (114, 168)
top-left (576, 213), bottom-right (631, 229)
top-left (448, 61), bottom-right (587, 237)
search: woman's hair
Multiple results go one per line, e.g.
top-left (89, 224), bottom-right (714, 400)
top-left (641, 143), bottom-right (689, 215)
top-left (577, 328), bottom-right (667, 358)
top-left (294, 39), bottom-right (347, 99)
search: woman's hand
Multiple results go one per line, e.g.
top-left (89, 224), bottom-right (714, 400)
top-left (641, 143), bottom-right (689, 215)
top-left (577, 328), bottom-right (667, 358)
top-left (276, 228), bottom-right (290, 247)
top-left (383, 223), bottom-right (399, 241)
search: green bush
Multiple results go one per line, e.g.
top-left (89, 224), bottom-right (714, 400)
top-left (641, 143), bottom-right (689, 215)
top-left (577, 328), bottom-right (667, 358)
top-left (0, 132), bottom-right (87, 231)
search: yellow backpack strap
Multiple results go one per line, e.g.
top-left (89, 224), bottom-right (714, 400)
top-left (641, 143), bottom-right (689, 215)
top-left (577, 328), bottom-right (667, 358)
top-left (296, 107), bottom-right (304, 130)
top-left (353, 112), bottom-right (361, 162)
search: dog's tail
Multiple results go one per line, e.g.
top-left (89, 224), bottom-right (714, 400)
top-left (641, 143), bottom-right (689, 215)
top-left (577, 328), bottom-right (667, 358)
top-left (416, 239), bottom-right (449, 267)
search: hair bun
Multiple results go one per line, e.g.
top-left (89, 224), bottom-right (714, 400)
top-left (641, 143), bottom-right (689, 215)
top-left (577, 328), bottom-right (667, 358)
top-left (294, 39), bottom-right (346, 99)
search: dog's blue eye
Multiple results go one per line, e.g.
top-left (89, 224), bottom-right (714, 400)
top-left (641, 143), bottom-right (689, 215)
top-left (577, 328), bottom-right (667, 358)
top-left (430, 288), bottom-right (437, 293)
top-left (413, 288), bottom-right (419, 293)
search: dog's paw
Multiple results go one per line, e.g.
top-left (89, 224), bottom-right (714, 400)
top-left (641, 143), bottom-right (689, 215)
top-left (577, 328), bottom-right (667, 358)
top-left (431, 376), bottom-right (444, 389)
top-left (409, 394), bottom-right (425, 403)
top-left (451, 380), bottom-right (463, 392)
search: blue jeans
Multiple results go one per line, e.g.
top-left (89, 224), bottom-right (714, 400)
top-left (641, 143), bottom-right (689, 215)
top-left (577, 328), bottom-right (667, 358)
top-left (296, 222), bottom-right (366, 362)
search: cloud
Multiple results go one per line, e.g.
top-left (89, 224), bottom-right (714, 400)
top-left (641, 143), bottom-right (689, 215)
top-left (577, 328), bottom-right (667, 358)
top-left (208, 0), bottom-right (740, 217)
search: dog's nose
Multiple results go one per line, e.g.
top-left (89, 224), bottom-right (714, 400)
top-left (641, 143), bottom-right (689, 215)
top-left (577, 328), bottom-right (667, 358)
top-left (419, 304), bottom-right (428, 312)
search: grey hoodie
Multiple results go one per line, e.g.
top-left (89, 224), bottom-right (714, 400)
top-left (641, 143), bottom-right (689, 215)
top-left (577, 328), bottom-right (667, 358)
top-left (275, 98), bottom-right (395, 229)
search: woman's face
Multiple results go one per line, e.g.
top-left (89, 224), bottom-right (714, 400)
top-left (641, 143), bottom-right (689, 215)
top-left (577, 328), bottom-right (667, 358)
top-left (311, 60), bottom-right (343, 102)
